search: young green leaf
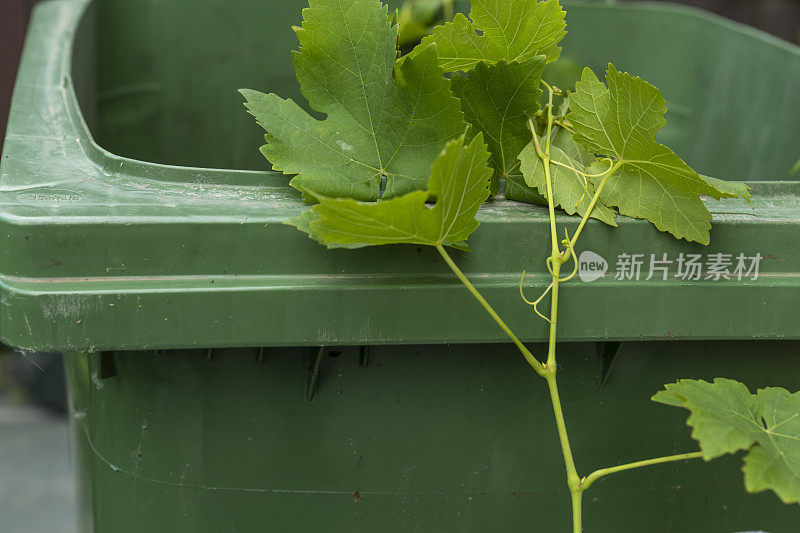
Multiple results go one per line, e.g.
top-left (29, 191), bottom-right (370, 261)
top-left (287, 133), bottom-right (492, 249)
top-left (451, 58), bottom-right (545, 195)
top-left (241, 0), bottom-right (465, 201)
top-left (411, 0), bottom-right (566, 72)
top-left (518, 130), bottom-right (618, 225)
top-left (654, 378), bottom-right (800, 505)
top-left (567, 64), bottom-right (750, 244)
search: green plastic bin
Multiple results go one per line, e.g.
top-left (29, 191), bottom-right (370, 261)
top-left (2, 0), bottom-right (800, 531)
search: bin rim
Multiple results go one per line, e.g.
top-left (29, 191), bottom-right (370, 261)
top-left (1, 0), bottom-right (800, 352)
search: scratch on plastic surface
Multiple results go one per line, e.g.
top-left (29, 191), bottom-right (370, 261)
top-left (77, 413), bottom-right (119, 472)
top-left (317, 326), bottom-right (336, 344)
top-left (76, 400), bottom-right (735, 500)
top-left (40, 295), bottom-right (97, 320)
top-left (179, 463), bottom-right (190, 518)
top-left (358, 316), bottom-right (371, 342)
top-left (78, 417), bottom-right (719, 499)
top-left (358, 317), bottom-right (386, 343)
top-left (131, 418), bottom-right (149, 503)
top-left (75, 417), bottom-right (570, 497)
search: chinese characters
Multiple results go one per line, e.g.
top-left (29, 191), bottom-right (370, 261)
top-left (612, 253), bottom-right (762, 281)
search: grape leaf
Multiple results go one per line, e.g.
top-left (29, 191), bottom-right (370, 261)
top-left (567, 64), bottom-right (749, 244)
top-left (287, 134), bottom-right (492, 248)
top-left (504, 174), bottom-right (548, 205)
top-left (411, 0), bottom-right (566, 72)
top-left (518, 130), bottom-right (617, 225)
top-left (550, 122), bottom-right (594, 167)
top-left (701, 175), bottom-right (752, 205)
top-left (451, 58), bottom-right (545, 196)
top-left (240, 0), bottom-right (465, 201)
top-left (653, 378), bottom-right (800, 505)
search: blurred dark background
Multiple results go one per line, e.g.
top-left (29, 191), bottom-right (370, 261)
top-left (1, 0), bottom-right (69, 415)
top-left (1, 0), bottom-right (38, 157)
top-left (667, 0), bottom-right (800, 41)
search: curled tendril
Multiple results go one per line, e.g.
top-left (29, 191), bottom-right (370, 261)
top-left (550, 158), bottom-right (615, 181)
top-left (519, 271), bottom-right (553, 324)
top-left (574, 157), bottom-right (615, 207)
top-left (545, 256), bottom-right (556, 276)
top-left (573, 171), bottom-right (590, 208)
top-left (546, 158), bottom-right (616, 209)
top-left (555, 228), bottom-right (580, 282)
top-left (559, 248), bottom-right (579, 283)
top-left (550, 158), bottom-right (589, 179)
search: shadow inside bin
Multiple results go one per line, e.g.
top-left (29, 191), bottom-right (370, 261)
top-left (70, 0), bottom-right (800, 182)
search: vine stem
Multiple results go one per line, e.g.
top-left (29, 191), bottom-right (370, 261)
top-left (539, 81), bottom-right (583, 533)
top-left (546, 372), bottom-right (583, 532)
top-left (546, 261), bottom-right (560, 370)
top-left (581, 451), bottom-right (704, 491)
top-left (572, 486), bottom-right (583, 533)
top-left (542, 86), bottom-right (560, 258)
top-left (435, 244), bottom-right (546, 377)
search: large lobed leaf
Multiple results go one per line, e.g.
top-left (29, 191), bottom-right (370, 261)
top-left (288, 133), bottom-right (492, 248)
top-left (567, 64), bottom-right (750, 244)
top-left (241, 0), bottom-right (465, 201)
top-left (654, 378), bottom-right (800, 505)
top-left (413, 0), bottom-right (566, 72)
top-left (451, 58), bottom-right (545, 196)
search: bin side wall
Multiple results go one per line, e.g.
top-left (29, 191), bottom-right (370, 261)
top-left (66, 341), bottom-right (800, 532)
